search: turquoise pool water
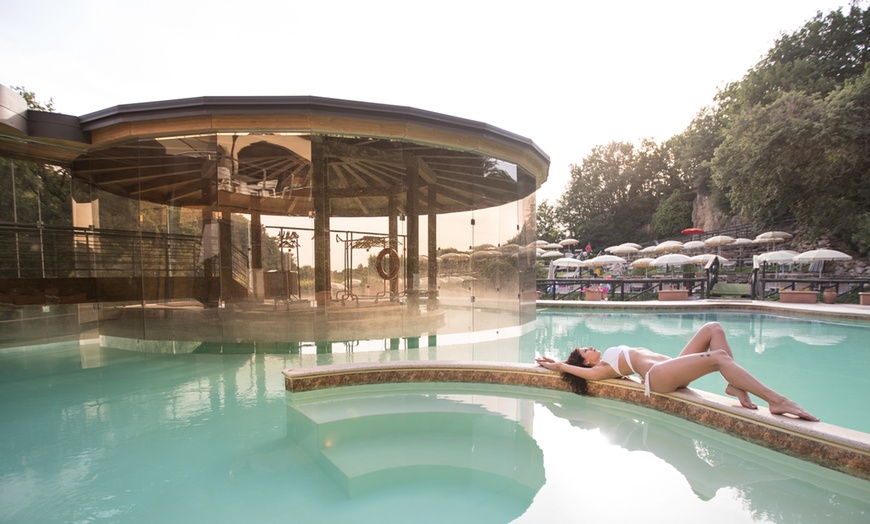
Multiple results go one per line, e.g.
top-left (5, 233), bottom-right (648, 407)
top-left (1, 309), bottom-right (868, 522)
top-left (536, 310), bottom-right (870, 433)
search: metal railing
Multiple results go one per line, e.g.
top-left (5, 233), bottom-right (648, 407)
top-left (0, 223), bottom-right (248, 288)
top-left (537, 276), bottom-right (707, 301)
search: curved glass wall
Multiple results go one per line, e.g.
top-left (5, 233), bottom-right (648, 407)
top-left (0, 131), bottom-right (539, 357)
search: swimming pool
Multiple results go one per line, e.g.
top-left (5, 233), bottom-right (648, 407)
top-left (1, 309), bottom-right (868, 522)
top-left (0, 341), bottom-right (867, 523)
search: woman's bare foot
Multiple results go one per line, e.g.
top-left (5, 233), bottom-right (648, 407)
top-left (768, 398), bottom-right (819, 421)
top-left (725, 384), bottom-right (757, 409)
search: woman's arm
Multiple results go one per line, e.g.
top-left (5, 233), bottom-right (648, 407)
top-left (535, 357), bottom-right (619, 381)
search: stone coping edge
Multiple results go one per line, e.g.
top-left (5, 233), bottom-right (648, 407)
top-left (282, 360), bottom-right (870, 480)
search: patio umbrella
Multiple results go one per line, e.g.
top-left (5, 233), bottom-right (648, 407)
top-left (622, 242), bottom-right (643, 250)
top-left (551, 257), bottom-right (584, 267)
top-left (604, 245), bottom-right (620, 253)
top-left (630, 257), bottom-right (655, 277)
top-left (705, 235), bottom-right (735, 255)
top-left (536, 240), bottom-right (549, 246)
top-left (682, 240), bottom-right (706, 250)
top-left (756, 231), bottom-right (793, 240)
top-left (757, 250), bottom-right (797, 278)
top-left (691, 254), bottom-right (728, 265)
top-left (630, 257), bottom-right (655, 268)
top-left (754, 232), bottom-right (791, 251)
top-left (704, 235), bottom-right (735, 247)
top-left (792, 249), bottom-right (852, 277)
top-left (652, 253), bottom-right (692, 275)
top-left (757, 250), bottom-right (797, 264)
top-left (585, 254), bottom-right (627, 267)
top-left (640, 245), bottom-right (659, 254)
top-left (655, 240), bottom-right (684, 252)
top-left (610, 244), bottom-right (639, 255)
top-left (540, 250), bottom-right (564, 259)
top-left (682, 227), bottom-right (705, 242)
top-left (559, 238), bottom-right (579, 246)
top-left (471, 249), bottom-right (501, 259)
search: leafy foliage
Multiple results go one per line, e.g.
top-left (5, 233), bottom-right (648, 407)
top-left (552, 2), bottom-right (870, 253)
top-left (535, 200), bottom-right (563, 242)
top-left (12, 86), bottom-right (55, 112)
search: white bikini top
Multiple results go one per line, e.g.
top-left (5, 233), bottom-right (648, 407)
top-left (601, 345), bottom-right (638, 377)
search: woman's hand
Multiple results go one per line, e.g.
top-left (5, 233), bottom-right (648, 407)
top-left (535, 357), bottom-right (561, 371)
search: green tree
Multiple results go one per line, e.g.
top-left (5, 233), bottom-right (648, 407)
top-left (652, 189), bottom-right (695, 237)
top-left (12, 86), bottom-right (55, 112)
top-left (712, 91), bottom-right (827, 228)
top-left (669, 106), bottom-right (727, 205)
top-left (717, 3), bottom-right (870, 113)
top-left (556, 140), bottom-right (685, 247)
top-left (535, 200), bottom-right (562, 242)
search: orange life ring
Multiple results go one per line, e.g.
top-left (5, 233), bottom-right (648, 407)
top-left (376, 247), bottom-right (400, 280)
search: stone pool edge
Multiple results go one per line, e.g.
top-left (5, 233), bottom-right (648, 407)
top-left (282, 360), bottom-right (870, 481)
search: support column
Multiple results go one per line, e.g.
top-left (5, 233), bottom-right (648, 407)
top-left (405, 156), bottom-right (420, 310)
top-left (250, 212), bottom-right (264, 299)
top-left (388, 195), bottom-right (399, 299)
top-left (217, 210), bottom-right (233, 303)
top-left (427, 183), bottom-right (438, 309)
top-left (311, 136), bottom-right (331, 308)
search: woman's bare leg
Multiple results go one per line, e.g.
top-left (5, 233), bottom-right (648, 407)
top-left (649, 350), bottom-right (818, 421)
top-left (677, 323), bottom-right (756, 408)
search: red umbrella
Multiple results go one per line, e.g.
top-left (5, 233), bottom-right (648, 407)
top-left (682, 227), bottom-right (705, 241)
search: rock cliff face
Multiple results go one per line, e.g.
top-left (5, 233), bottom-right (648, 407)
top-left (692, 195), bottom-right (749, 231)
top-left (692, 194), bottom-right (736, 232)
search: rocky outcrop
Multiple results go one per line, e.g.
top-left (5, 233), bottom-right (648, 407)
top-left (692, 194), bottom-right (748, 232)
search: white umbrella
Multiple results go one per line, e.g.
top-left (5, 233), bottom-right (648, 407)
top-left (544, 242), bottom-right (564, 250)
top-left (704, 235), bottom-right (735, 246)
top-left (622, 243), bottom-right (642, 249)
top-left (551, 257), bottom-right (584, 267)
top-left (559, 238), bottom-right (579, 246)
top-left (610, 244), bottom-right (639, 255)
top-left (604, 245), bottom-right (620, 253)
top-left (654, 253), bottom-right (693, 276)
top-left (733, 238), bottom-right (754, 245)
top-left (682, 240), bottom-right (706, 250)
top-left (793, 249), bottom-right (852, 277)
top-left (536, 240), bottom-right (549, 246)
top-left (585, 254), bottom-right (627, 267)
top-left (630, 257), bottom-right (655, 268)
top-left (690, 254), bottom-right (728, 265)
top-left (757, 250), bottom-right (797, 263)
top-left (640, 245), bottom-right (659, 254)
top-left (705, 235), bottom-right (735, 255)
top-left (756, 231), bottom-right (793, 240)
top-left (630, 256), bottom-right (655, 277)
top-left (655, 240), bottom-right (684, 252)
top-left (757, 250), bottom-right (798, 278)
top-left (471, 249), bottom-right (501, 259)
top-left (540, 250), bottom-right (564, 259)
top-left (653, 253), bottom-right (692, 266)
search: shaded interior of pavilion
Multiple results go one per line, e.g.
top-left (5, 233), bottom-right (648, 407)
top-left (58, 132), bottom-right (540, 344)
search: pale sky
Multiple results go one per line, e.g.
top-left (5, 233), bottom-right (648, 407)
top-left (1, 0), bottom-right (855, 205)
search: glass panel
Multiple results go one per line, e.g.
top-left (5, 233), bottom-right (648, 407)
top-left (0, 126), bottom-right (536, 354)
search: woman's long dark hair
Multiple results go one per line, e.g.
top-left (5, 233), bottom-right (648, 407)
top-left (562, 347), bottom-right (592, 395)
